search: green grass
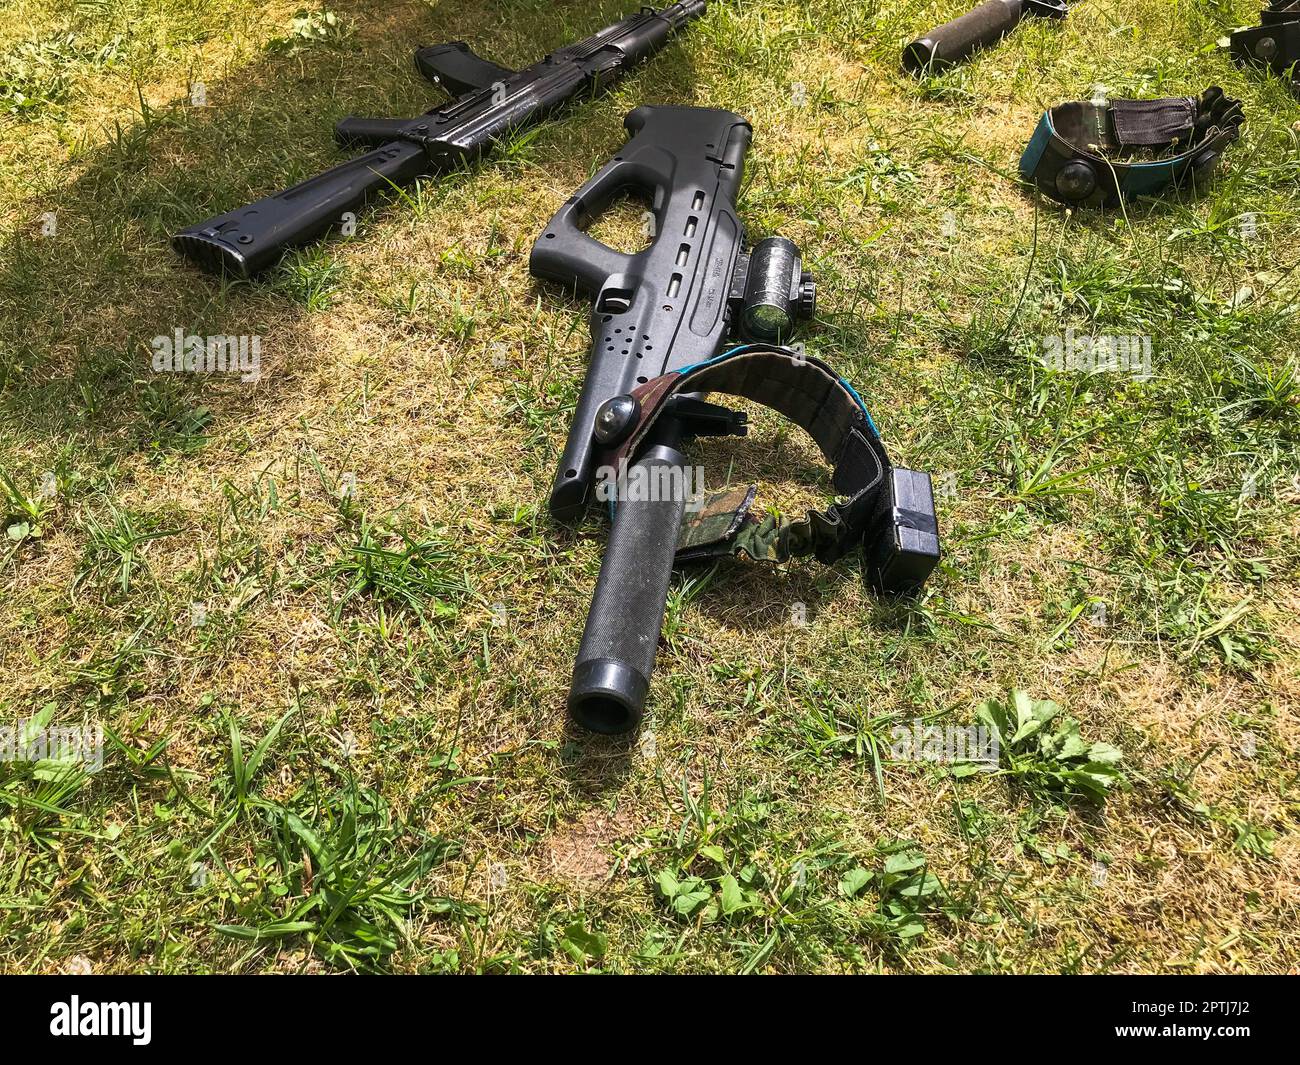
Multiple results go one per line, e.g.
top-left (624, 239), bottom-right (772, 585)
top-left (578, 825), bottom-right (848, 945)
top-left (0, 0), bottom-right (1296, 973)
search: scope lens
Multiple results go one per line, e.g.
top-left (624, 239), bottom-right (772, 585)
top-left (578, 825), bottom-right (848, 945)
top-left (741, 236), bottom-right (802, 342)
top-left (743, 302), bottom-right (793, 340)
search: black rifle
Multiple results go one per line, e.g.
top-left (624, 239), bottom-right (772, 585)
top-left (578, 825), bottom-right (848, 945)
top-left (903, 0), bottom-right (1067, 74)
top-left (173, 1), bottom-right (707, 277)
top-left (530, 106), bottom-right (938, 733)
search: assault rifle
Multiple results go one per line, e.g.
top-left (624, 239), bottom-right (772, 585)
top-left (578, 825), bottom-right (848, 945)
top-left (173, 1), bottom-right (706, 277)
top-left (530, 106), bottom-right (940, 734)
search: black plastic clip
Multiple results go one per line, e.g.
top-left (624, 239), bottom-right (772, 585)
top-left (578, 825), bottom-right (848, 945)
top-left (1229, 18), bottom-right (1300, 82)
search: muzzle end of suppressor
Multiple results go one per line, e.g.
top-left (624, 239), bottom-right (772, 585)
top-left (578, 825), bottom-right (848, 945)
top-left (568, 658), bottom-right (648, 734)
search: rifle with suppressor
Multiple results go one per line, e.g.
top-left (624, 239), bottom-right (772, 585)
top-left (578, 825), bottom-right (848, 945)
top-left (903, 0), bottom-right (1068, 74)
top-left (530, 106), bottom-right (940, 734)
top-left (173, 1), bottom-right (707, 277)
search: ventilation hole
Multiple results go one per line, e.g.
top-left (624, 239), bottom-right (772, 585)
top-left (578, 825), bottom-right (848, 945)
top-left (692, 192), bottom-right (705, 210)
top-left (667, 274), bottom-right (682, 298)
top-left (684, 217), bottom-right (697, 237)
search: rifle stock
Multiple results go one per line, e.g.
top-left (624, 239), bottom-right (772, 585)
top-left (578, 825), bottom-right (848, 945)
top-left (173, 2), bottom-right (707, 277)
top-left (172, 142), bottom-right (428, 277)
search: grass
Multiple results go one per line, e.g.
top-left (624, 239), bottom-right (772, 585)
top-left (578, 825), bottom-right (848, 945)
top-left (0, 0), bottom-right (1296, 973)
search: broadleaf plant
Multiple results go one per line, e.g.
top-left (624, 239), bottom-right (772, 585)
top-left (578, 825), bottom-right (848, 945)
top-left (976, 690), bottom-right (1126, 805)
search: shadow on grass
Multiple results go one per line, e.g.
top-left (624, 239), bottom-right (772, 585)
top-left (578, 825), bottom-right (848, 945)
top-left (0, 0), bottom-right (702, 465)
top-left (559, 721), bottom-right (635, 794)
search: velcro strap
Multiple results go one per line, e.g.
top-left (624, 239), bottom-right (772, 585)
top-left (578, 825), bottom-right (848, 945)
top-left (597, 345), bottom-right (890, 565)
top-left (1110, 97), bottom-right (1196, 149)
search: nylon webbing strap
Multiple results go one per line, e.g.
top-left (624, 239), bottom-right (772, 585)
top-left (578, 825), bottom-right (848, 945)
top-left (1018, 87), bottom-right (1244, 208)
top-left (1109, 97), bottom-right (1195, 148)
top-left (595, 346), bottom-right (890, 565)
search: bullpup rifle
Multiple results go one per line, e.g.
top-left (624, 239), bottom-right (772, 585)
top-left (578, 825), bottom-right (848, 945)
top-left (530, 106), bottom-right (941, 734)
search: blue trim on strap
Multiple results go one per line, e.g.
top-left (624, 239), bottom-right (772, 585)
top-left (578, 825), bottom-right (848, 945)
top-left (1019, 111), bottom-right (1055, 182)
top-left (1023, 105), bottom-right (1206, 201)
top-left (671, 343), bottom-right (880, 438)
top-left (1118, 157), bottom-right (1185, 197)
top-left (673, 343), bottom-right (752, 376)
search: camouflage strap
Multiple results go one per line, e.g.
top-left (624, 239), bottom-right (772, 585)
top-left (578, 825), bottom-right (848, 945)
top-left (596, 345), bottom-right (892, 566)
top-left (676, 485), bottom-right (861, 564)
